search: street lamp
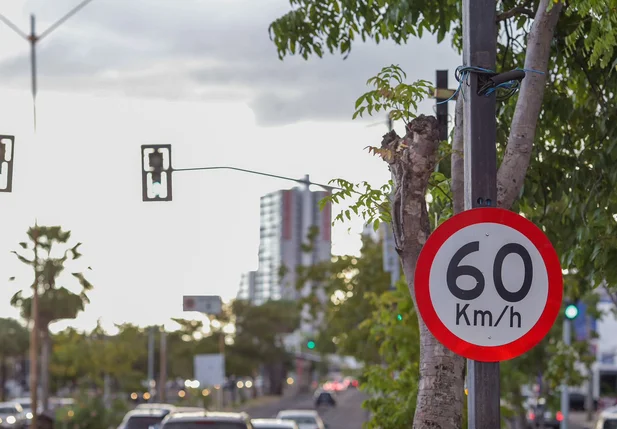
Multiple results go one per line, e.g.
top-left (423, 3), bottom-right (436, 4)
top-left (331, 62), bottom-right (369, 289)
top-left (0, 135), bottom-right (15, 193)
top-left (0, 0), bottom-right (98, 131)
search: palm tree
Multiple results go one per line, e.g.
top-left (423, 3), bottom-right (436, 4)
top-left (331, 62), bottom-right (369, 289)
top-left (0, 318), bottom-right (29, 401)
top-left (10, 224), bottom-right (93, 424)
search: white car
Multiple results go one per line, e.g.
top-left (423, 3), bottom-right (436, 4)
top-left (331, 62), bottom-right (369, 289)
top-left (251, 419), bottom-right (299, 429)
top-left (275, 410), bottom-right (326, 429)
top-left (0, 402), bottom-right (27, 428)
top-left (594, 407), bottom-right (617, 429)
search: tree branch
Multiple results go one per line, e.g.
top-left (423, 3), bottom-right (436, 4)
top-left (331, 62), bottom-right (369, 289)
top-left (497, 6), bottom-right (535, 22)
top-left (603, 283), bottom-right (617, 309)
top-left (496, 0), bottom-right (564, 209)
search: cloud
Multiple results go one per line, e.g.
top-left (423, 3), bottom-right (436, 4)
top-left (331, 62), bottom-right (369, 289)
top-left (0, 0), bottom-right (460, 126)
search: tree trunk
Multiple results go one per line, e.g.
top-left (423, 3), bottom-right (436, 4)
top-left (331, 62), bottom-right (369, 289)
top-left (29, 298), bottom-right (39, 429)
top-left (496, 0), bottom-right (563, 208)
top-left (40, 326), bottom-right (51, 411)
top-left (0, 355), bottom-right (6, 402)
top-left (382, 116), bottom-right (466, 429)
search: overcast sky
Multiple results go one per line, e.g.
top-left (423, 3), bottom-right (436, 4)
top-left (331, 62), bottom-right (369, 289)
top-left (0, 0), bottom-right (459, 333)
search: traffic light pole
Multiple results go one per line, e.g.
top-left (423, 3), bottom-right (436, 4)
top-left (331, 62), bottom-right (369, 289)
top-left (561, 317), bottom-right (571, 429)
top-left (173, 165), bottom-right (341, 191)
top-left (141, 144), bottom-right (343, 202)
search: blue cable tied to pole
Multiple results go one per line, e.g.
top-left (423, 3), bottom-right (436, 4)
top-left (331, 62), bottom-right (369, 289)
top-left (436, 65), bottom-right (545, 104)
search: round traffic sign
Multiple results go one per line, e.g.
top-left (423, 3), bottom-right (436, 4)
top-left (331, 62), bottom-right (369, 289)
top-left (414, 208), bottom-right (562, 362)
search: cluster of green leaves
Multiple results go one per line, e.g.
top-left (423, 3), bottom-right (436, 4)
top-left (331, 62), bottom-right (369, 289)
top-left (361, 281), bottom-right (420, 429)
top-left (564, 0), bottom-right (617, 69)
top-left (231, 299), bottom-right (300, 394)
top-left (40, 305), bottom-right (299, 395)
top-left (10, 224), bottom-right (93, 327)
top-left (321, 178), bottom-right (392, 231)
top-left (55, 392), bottom-right (127, 429)
top-left (353, 65), bottom-right (433, 123)
top-left (268, 0), bottom-right (461, 60)
top-left (294, 235), bottom-right (391, 363)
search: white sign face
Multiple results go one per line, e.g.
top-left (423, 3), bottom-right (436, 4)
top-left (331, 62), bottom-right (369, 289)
top-left (429, 222), bottom-right (548, 347)
top-left (183, 295), bottom-right (222, 315)
top-left (194, 354), bottom-right (225, 387)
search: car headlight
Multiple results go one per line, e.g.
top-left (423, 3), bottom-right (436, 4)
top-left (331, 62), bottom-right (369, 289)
top-left (6, 416), bottom-right (16, 424)
top-left (26, 413), bottom-right (33, 420)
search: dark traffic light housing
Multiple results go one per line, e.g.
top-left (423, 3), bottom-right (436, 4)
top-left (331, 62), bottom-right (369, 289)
top-left (141, 144), bottom-right (172, 202)
top-left (0, 135), bottom-right (15, 193)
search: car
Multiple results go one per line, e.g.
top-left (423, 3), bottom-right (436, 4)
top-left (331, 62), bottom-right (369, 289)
top-left (135, 404), bottom-right (176, 415)
top-left (251, 419), bottom-right (299, 429)
top-left (313, 390), bottom-right (336, 408)
top-left (0, 402), bottom-right (27, 429)
top-left (8, 399), bottom-right (35, 421)
top-left (525, 404), bottom-right (564, 429)
top-left (594, 407), bottom-right (617, 429)
top-left (160, 411), bottom-right (252, 429)
top-left (118, 408), bottom-right (171, 429)
top-left (276, 410), bottom-right (326, 429)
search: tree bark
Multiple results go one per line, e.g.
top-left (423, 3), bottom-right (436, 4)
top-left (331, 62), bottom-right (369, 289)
top-left (383, 116), bottom-right (466, 429)
top-left (452, 95), bottom-right (465, 215)
top-left (30, 243), bottom-right (40, 429)
top-left (496, 0), bottom-right (563, 209)
top-left (40, 326), bottom-right (51, 411)
top-left (0, 355), bottom-right (6, 402)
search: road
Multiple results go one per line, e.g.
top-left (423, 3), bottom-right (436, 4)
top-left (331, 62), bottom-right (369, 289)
top-left (242, 388), bottom-right (369, 429)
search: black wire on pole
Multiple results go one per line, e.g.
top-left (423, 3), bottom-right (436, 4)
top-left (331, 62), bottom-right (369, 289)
top-left (172, 166), bottom-right (342, 191)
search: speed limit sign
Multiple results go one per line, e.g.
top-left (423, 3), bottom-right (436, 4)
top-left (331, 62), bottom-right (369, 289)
top-left (414, 208), bottom-right (563, 362)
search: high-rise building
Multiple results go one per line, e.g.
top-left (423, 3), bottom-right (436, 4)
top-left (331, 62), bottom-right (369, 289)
top-left (237, 175), bottom-right (332, 305)
top-left (237, 271), bottom-right (257, 301)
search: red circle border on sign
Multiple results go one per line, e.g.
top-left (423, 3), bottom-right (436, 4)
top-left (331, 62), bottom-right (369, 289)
top-left (414, 207), bottom-right (563, 362)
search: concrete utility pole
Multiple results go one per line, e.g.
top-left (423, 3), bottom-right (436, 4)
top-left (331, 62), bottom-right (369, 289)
top-left (462, 1), bottom-right (500, 429)
top-left (159, 329), bottom-right (167, 402)
top-left (147, 327), bottom-right (155, 400)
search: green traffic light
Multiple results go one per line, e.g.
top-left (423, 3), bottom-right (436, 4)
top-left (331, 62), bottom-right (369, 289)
top-left (565, 304), bottom-right (579, 320)
top-left (397, 314), bottom-right (403, 321)
top-left (307, 340), bottom-right (316, 349)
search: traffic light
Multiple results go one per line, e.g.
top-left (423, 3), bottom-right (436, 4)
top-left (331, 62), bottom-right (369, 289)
top-left (307, 340), bottom-right (316, 350)
top-left (564, 302), bottom-right (579, 320)
top-left (141, 144), bottom-right (173, 202)
top-left (397, 314), bottom-right (403, 321)
top-left (0, 135), bottom-right (15, 193)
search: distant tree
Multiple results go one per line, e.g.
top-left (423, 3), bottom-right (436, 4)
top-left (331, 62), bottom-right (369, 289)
top-left (10, 224), bottom-right (93, 414)
top-left (231, 300), bottom-right (300, 395)
top-left (0, 318), bottom-right (29, 401)
top-left (295, 233), bottom-right (390, 364)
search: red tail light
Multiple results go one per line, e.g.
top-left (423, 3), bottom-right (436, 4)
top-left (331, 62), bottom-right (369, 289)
top-left (556, 411), bottom-right (563, 421)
